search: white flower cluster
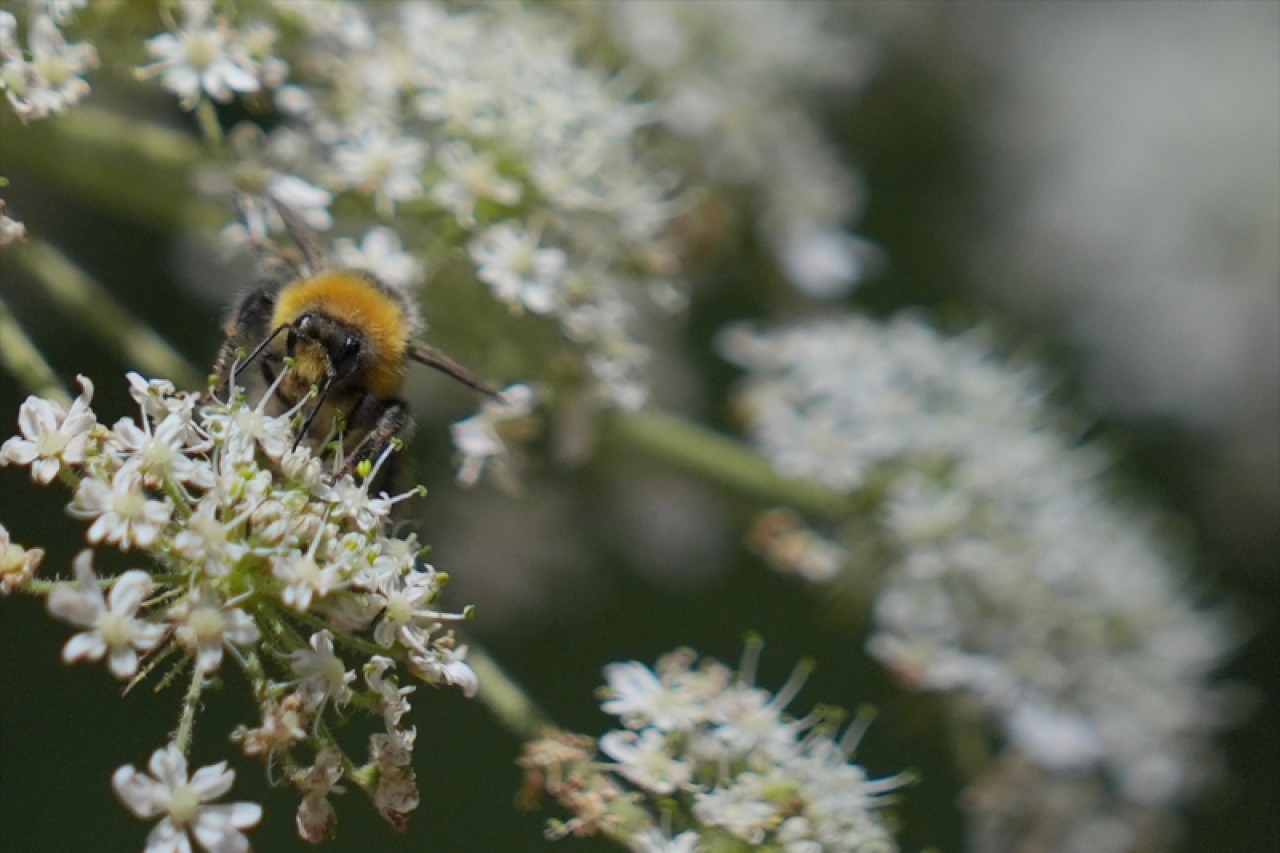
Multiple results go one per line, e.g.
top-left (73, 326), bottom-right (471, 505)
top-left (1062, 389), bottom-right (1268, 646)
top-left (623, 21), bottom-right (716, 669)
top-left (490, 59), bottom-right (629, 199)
top-left (137, 0), bottom-right (285, 110)
top-left (0, 371), bottom-right (478, 845)
top-left (520, 645), bottom-right (904, 852)
top-left (0, 0), bottom-right (97, 122)
top-left (167, 1), bottom-right (680, 410)
top-left (721, 316), bottom-right (1234, 840)
top-left (581, 0), bottom-right (875, 298)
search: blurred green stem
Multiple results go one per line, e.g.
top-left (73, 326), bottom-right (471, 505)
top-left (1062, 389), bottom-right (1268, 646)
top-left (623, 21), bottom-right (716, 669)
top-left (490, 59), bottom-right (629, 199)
top-left (9, 240), bottom-right (204, 390)
top-left (0, 106), bottom-right (218, 232)
top-left (0, 293), bottom-right (69, 405)
top-left (466, 641), bottom-right (554, 740)
top-left (604, 408), bottom-right (868, 518)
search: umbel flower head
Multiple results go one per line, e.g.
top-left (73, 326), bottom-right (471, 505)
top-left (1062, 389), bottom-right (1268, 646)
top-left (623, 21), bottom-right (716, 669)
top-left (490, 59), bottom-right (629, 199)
top-left (0, 371), bottom-right (478, 845)
top-left (721, 315), bottom-right (1236, 847)
top-left (520, 640), bottom-right (906, 852)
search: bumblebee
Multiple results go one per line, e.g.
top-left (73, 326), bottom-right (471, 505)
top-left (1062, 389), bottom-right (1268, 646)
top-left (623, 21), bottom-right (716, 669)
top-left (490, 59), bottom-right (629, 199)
top-left (212, 202), bottom-right (497, 478)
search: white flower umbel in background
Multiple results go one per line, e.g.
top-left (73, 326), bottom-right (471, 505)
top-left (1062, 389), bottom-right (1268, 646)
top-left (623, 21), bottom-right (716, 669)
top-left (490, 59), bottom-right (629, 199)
top-left (0, 372), bottom-right (477, 845)
top-left (0, 4), bottom-right (97, 123)
top-left (576, 0), bottom-right (876, 298)
top-left (721, 315), bottom-right (1235, 849)
top-left (520, 641), bottom-right (905, 851)
top-left (136, 0), bottom-right (276, 111)
top-left (164, 2), bottom-right (684, 411)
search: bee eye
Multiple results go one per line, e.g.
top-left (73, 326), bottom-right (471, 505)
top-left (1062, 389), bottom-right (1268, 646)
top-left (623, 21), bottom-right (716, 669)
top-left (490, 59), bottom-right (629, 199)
top-left (334, 334), bottom-right (361, 376)
top-left (296, 314), bottom-right (314, 335)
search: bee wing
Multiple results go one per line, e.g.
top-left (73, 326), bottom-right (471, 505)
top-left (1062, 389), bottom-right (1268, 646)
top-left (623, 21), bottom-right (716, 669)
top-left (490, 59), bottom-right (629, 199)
top-left (408, 340), bottom-right (499, 398)
top-left (265, 195), bottom-right (328, 275)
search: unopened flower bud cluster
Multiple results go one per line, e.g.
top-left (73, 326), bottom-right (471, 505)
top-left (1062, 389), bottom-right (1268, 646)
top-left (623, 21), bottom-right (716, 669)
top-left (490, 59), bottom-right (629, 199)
top-left (521, 645), bottom-right (904, 852)
top-left (0, 371), bottom-right (478, 846)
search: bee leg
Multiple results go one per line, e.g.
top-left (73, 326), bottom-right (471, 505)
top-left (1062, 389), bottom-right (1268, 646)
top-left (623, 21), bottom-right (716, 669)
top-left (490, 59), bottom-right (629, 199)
top-left (210, 288), bottom-right (276, 400)
top-left (341, 397), bottom-right (412, 486)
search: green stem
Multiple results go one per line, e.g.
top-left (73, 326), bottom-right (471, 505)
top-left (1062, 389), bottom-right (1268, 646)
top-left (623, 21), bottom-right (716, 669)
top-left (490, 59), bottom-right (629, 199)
top-left (9, 240), bottom-right (204, 390)
top-left (194, 99), bottom-right (225, 149)
top-left (0, 293), bottom-right (68, 404)
top-left (0, 107), bottom-right (217, 232)
top-left (466, 642), bottom-right (553, 740)
top-left (174, 661), bottom-right (206, 754)
top-left (604, 408), bottom-right (869, 518)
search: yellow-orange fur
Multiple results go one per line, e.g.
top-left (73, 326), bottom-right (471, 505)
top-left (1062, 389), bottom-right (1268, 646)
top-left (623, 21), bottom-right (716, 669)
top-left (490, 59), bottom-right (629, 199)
top-left (271, 272), bottom-right (409, 397)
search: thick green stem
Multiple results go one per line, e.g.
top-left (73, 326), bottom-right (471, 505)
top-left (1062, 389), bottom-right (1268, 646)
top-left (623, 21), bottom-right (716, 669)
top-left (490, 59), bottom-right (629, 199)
top-left (466, 642), bottom-right (553, 741)
top-left (9, 240), bottom-right (204, 390)
top-left (0, 106), bottom-right (217, 232)
top-left (604, 408), bottom-right (869, 518)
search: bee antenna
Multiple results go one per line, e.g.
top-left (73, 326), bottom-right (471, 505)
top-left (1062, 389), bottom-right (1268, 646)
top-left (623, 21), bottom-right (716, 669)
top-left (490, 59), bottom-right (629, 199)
top-left (294, 371), bottom-right (335, 452)
top-left (233, 323), bottom-right (292, 388)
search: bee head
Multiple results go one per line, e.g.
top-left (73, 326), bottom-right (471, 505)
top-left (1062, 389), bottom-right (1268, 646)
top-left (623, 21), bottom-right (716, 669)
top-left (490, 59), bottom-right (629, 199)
top-left (288, 311), bottom-right (367, 387)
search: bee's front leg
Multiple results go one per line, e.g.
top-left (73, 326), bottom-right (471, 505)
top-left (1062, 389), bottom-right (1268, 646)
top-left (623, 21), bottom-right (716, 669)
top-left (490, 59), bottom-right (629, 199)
top-left (342, 396), bottom-right (412, 483)
top-left (210, 288), bottom-right (276, 400)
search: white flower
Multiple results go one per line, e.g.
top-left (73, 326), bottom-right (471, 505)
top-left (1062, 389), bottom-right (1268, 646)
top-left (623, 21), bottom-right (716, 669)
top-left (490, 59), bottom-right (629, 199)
top-left (138, 0), bottom-right (261, 109)
top-left (1, 374), bottom-right (96, 483)
top-left (449, 383), bottom-right (535, 490)
top-left (69, 467), bottom-right (174, 550)
top-left (404, 637), bottom-right (477, 697)
top-left (46, 550), bottom-right (165, 679)
top-left (691, 774), bottom-right (775, 845)
top-left (631, 828), bottom-right (701, 853)
top-left (321, 473), bottom-right (394, 533)
top-left (369, 726), bottom-right (416, 770)
top-left (601, 658), bottom-right (709, 733)
top-left (600, 728), bottom-right (691, 795)
top-left (774, 227), bottom-right (872, 300)
top-left (364, 655), bottom-right (415, 728)
top-left (112, 411), bottom-right (213, 489)
top-left (288, 630), bottom-right (354, 713)
top-left (431, 142), bottom-right (522, 227)
top-left (468, 222), bottom-right (567, 315)
top-left (294, 747), bottom-right (344, 844)
top-left (329, 125), bottom-right (427, 214)
top-left (171, 494), bottom-right (249, 578)
top-left (169, 585), bottom-right (260, 673)
top-left (113, 743), bottom-right (261, 853)
top-left (370, 567), bottom-right (448, 648)
top-left (332, 226), bottom-right (423, 289)
top-left (372, 765), bottom-right (419, 831)
top-left (272, 534), bottom-right (346, 613)
top-left (2, 13), bottom-right (97, 122)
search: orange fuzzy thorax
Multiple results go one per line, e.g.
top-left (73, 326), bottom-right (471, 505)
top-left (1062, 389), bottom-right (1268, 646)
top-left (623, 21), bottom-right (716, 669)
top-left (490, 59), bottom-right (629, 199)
top-left (272, 271), bottom-right (409, 397)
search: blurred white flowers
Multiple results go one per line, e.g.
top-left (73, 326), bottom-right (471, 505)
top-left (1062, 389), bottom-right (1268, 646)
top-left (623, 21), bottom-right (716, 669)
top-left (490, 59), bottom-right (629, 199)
top-left (723, 315), bottom-right (1236, 843)
top-left (0, 6), bottom-right (97, 122)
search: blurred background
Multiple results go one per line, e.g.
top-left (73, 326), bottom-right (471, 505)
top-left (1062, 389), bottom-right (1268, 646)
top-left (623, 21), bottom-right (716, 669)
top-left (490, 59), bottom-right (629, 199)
top-left (1, 2), bottom-right (1276, 850)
